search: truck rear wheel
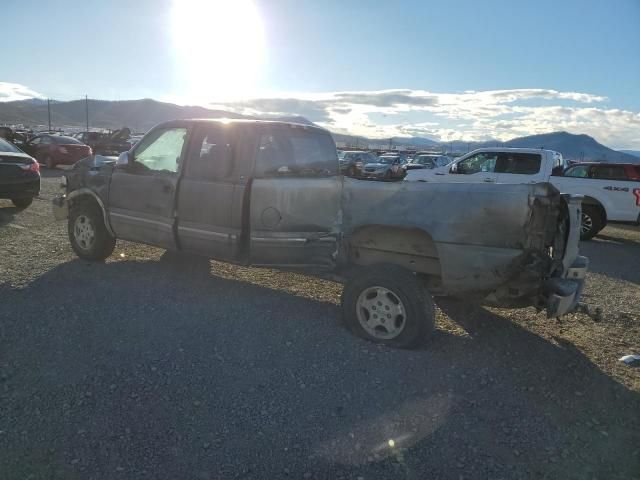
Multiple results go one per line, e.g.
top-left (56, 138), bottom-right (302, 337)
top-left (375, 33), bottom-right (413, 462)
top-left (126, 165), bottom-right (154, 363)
top-left (580, 205), bottom-right (604, 241)
top-left (68, 200), bottom-right (116, 261)
top-left (341, 265), bottom-right (435, 349)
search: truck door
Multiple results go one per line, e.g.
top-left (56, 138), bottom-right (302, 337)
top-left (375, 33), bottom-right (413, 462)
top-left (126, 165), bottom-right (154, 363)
top-left (107, 126), bottom-right (188, 249)
top-left (495, 151), bottom-right (545, 184)
top-left (248, 125), bottom-right (341, 267)
top-left (175, 123), bottom-right (246, 259)
top-left (448, 151), bottom-right (499, 183)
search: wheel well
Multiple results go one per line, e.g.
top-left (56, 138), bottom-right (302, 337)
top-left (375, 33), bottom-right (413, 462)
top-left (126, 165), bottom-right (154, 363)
top-left (345, 225), bottom-right (441, 277)
top-left (68, 191), bottom-right (113, 236)
top-left (582, 196), bottom-right (606, 222)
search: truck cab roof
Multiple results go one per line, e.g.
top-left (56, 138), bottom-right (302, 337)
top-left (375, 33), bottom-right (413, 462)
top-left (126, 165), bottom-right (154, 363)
top-left (467, 147), bottom-right (561, 156)
top-left (152, 118), bottom-right (331, 135)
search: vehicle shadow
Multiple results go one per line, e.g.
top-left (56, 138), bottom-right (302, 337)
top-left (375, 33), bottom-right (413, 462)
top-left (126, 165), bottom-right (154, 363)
top-left (0, 258), bottom-right (638, 479)
top-left (0, 203), bottom-right (19, 227)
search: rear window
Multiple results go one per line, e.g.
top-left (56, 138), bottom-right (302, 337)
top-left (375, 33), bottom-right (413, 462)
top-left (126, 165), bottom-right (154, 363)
top-left (592, 165), bottom-right (627, 180)
top-left (255, 126), bottom-right (338, 177)
top-left (495, 152), bottom-right (542, 175)
top-left (52, 136), bottom-right (83, 145)
top-left (0, 138), bottom-right (22, 153)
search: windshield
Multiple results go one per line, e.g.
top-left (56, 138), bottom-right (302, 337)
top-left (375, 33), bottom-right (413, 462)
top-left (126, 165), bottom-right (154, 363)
top-left (0, 138), bottom-right (23, 153)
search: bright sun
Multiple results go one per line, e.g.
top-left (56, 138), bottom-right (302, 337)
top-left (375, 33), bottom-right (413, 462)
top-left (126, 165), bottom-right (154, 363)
top-left (171, 0), bottom-right (265, 103)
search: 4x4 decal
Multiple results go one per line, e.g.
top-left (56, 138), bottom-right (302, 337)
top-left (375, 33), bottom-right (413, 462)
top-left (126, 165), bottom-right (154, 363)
top-left (603, 185), bottom-right (629, 192)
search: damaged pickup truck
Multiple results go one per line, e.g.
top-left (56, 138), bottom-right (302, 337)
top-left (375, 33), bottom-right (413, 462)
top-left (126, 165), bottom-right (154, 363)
top-left (53, 119), bottom-right (588, 348)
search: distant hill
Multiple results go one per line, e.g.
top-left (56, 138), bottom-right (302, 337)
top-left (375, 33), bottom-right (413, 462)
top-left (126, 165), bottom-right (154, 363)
top-left (619, 149), bottom-right (640, 159)
top-left (502, 131), bottom-right (638, 163)
top-left (0, 98), bottom-right (245, 131)
top-left (333, 133), bottom-right (439, 149)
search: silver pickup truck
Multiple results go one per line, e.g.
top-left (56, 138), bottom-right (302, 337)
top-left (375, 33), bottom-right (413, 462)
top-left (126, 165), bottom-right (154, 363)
top-left (53, 119), bottom-right (588, 348)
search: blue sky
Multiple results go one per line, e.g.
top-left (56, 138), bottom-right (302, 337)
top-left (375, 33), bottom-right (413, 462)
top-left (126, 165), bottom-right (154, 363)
top-left (1, 0), bottom-right (639, 147)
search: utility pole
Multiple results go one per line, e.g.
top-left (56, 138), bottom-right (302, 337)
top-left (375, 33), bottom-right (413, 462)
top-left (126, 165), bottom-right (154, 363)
top-left (467, 143), bottom-right (470, 153)
top-left (47, 98), bottom-right (52, 132)
top-left (85, 95), bottom-right (89, 131)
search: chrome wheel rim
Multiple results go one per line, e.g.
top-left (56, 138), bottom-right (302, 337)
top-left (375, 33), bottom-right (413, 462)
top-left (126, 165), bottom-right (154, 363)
top-left (74, 215), bottom-right (96, 251)
top-left (356, 286), bottom-right (407, 340)
top-left (580, 213), bottom-right (593, 234)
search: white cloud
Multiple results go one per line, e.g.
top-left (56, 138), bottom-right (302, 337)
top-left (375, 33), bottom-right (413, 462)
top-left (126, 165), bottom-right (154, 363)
top-left (210, 88), bottom-right (640, 149)
top-left (0, 82), bottom-right (45, 102)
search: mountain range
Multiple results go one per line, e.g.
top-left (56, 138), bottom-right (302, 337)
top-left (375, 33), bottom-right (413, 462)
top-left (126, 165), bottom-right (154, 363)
top-left (0, 98), bottom-right (637, 163)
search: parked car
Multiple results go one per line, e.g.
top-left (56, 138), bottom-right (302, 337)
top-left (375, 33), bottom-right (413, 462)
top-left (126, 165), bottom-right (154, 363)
top-left (53, 119), bottom-right (587, 348)
top-left (0, 138), bottom-right (40, 208)
top-left (404, 154), bottom-right (453, 170)
top-left (405, 148), bottom-right (640, 240)
top-left (340, 151), bottom-right (378, 177)
top-left (361, 154), bottom-right (405, 179)
top-left (21, 134), bottom-right (92, 169)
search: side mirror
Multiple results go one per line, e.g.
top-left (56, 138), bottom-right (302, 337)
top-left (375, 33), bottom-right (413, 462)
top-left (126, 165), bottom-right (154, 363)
top-left (116, 151), bottom-right (131, 167)
top-left (450, 163), bottom-right (458, 173)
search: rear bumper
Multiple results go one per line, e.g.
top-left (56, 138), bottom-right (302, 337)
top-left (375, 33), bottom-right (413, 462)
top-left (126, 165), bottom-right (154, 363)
top-left (0, 177), bottom-right (40, 199)
top-left (545, 255), bottom-right (589, 317)
top-left (546, 194), bottom-right (588, 317)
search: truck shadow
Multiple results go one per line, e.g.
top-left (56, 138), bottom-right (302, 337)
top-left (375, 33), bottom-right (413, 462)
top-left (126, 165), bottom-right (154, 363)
top-left (0, 258), bottom-right (638, 479)
top-left (580, 230), bottom-right (640, 285)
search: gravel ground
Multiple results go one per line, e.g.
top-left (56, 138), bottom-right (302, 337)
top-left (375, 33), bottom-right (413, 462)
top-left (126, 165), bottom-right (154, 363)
top-left (1, 171), bottom-right (639, 479)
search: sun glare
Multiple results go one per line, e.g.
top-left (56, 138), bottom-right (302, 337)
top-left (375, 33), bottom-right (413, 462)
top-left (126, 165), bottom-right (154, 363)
top-left (171, 0), bottom-right (265, 103)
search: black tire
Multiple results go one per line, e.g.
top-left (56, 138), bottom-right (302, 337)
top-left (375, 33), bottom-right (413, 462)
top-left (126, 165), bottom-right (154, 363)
top-left (580, 205), bottom-right (604, 241)
top-left (341, 265), bottom-right (435, 349)
top-left (68, 200), bottom-right (116, 261)
top-left (11, 197), bottom-right (33, 209)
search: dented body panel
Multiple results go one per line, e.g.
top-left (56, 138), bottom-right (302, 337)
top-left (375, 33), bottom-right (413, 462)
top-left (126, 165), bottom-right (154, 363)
top-left (54, 119), bottom-right (587, 317)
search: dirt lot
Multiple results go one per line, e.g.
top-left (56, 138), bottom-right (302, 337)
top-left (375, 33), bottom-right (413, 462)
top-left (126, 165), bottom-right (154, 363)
top-left (1, 170), bottom-right (639, 479)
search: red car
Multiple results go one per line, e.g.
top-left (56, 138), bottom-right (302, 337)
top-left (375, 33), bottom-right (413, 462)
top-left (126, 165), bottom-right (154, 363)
top-left (21, 134), bottom-right (92, 169)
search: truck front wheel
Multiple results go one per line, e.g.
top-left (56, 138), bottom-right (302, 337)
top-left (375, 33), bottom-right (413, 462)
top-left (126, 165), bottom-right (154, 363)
top-left (68, 200), bottom-right (116, 261)
top-left (341, 265), bottom-right (435, 349)
top-left (580, 205), bottom-right (604, 241)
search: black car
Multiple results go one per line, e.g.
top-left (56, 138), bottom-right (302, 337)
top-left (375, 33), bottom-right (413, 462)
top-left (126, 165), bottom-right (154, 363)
top-left (0, 138), bottom-right (40, 208)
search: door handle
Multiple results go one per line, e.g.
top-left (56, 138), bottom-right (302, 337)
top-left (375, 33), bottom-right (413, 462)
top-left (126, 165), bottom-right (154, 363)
top-left (483, 178), bottom-right (495, 183)
top-left (163, 184), bottom-right (174, 194)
